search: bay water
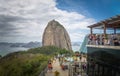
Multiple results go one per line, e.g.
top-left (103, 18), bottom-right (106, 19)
top-left (0, 45), bottom-right (80, 56)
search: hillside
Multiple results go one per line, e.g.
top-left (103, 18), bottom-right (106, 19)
top-left (0, 46), bottom-right (70, 76)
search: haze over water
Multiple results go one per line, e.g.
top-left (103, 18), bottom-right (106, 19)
top-left (0, 45), bottom-right (80, 56)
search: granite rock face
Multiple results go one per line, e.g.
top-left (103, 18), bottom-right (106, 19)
top-left (42, 20), bottom-right (72, 51)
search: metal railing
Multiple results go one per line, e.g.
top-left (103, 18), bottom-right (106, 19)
top-left (39, 67), bottom-right (48, 76)
top-left (69, 62), bottom-right (87, 76)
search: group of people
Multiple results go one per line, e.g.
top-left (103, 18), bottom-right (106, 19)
top-left (47, 55), bottom-right (88, 76)
top-left (88, 34), bottom-right (120, 46)
top-left (47, 57), bottom-right (61, 76)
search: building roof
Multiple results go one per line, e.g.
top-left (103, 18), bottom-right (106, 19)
top-left (88, 15), bottom-right (120, 29)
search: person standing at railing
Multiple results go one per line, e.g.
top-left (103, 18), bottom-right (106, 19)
top-left (96, 34), bottom-right (100, 45)
top-left (102, 38), bottom-right (104, 45)
top-left (114, 38), bottom-right (119, 46)
top-left (93, 34), bottom-right (96, 45)
top-left (88, 34), bottom-right (93, 45)
top-left (104, 38), bottom-right (108, 45)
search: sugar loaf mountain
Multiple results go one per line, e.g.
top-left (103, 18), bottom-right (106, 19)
top-left (42, 20), bottom-right (72, 51)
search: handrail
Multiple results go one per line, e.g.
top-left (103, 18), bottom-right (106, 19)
top-left (86, 45), bottom-right (120, 50)
top-left (39, 67), bottom-right (48, 76)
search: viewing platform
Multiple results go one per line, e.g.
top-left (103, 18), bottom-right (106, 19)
top-left (85, 15), bottom-right (120, 76)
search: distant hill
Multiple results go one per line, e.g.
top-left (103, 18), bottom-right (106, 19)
top-left (0, 42), bottom-right (13, 46)
top-left (8, 42), bottom-right (41, 48)
top-left (10, 43), bottom-right (26, 47)
top-left (22, 42), bottom-right (41, 48)
top-left (0, 42), bottom-right (81, 48)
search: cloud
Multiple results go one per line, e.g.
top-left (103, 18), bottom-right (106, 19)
top-left (0, 0), bottom-right (95, 42)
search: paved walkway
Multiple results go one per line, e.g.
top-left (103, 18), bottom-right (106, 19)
top-left (45, 59), bottom-right (68, 76)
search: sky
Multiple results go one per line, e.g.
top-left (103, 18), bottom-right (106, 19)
top-left (0, 0), bottom-right (120, 43)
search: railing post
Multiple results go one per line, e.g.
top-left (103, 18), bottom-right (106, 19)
top-left (39, 67), bottom-right (48, 76)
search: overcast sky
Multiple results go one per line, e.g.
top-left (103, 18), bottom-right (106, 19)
top-left (0, 0), bottom-right (119, 43)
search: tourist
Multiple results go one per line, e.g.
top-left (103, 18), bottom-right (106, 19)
top-left (96, 34), bottom-right (100, 45)
top-left (107, 39), bottom-right (110, 45)
top-left (61, 64), bottom-right (65, 70)
top-left (88, 33), bottom-right (120, 46)
top-left (88, 34), bottom-right (94, 45)
top-left (101, 34), bottom-right (105, 45)
top-left (48, 62), bottom-right (53, 72)
top-left (88, 34), bottom-right (92, 44)
top-left (93, 34), bottom-right (96, 45)
top-left (82, 63), bottom-right (87, 71)
top-left (104, 38), bottom-right (108, 45)
top-left (114, 38), bottom-right (119, 46)
top-left (110, 34), bottom-right (114, 45)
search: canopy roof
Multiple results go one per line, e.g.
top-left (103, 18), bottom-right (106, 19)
top-left (88, 15), bottom-right (120, 29)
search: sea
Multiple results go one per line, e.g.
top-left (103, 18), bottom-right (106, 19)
top-left (0, 45), bottom-right (29, 56)
top-left (0, 45), bottom-right (80, 56)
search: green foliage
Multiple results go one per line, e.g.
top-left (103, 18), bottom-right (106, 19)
top-left (58, 49), bottom-right (73, 56)
top-left (0, 46), bottom-right (72, 76)
top-left (0, 53), bottom-right (49, 76)
top-left (28, 46), bottom-right (61, 55)
top-left (58, 48), bottom-right (69, 54)
top-left (0, 46), bottom-right (63, 76)
top-left (74, 51), bottom-right (80, 53)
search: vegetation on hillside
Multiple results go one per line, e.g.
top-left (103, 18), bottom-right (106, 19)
top-left (28, 46), bottom-right (61, 55)
top-left (0, 54), bottom-right (48, 76)
top-left (0, 46), bottom-right (72, 76)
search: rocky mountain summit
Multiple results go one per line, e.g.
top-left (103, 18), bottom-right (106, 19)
top-left (42, 20), bottom-right (72, 51)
